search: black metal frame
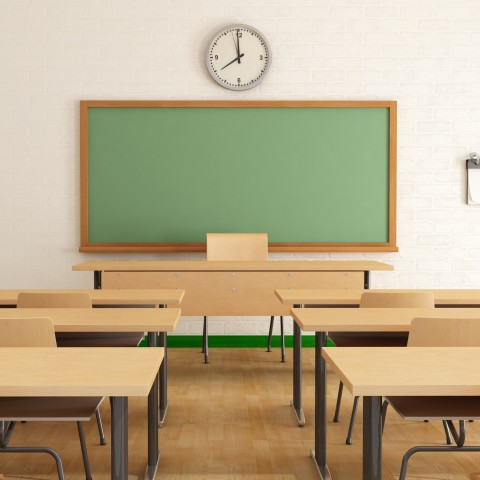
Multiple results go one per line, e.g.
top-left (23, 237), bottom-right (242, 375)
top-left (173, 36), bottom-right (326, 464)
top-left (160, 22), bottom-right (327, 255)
top-left (202, 316), bottom-right (209, 364)
top-left (158, 329), bottom-right (168, 426)
top-left (266, 316), bottom-right (286, 362)
top-left (291, 304), bottom-right (305, 426)
top-left (381, 401), bottom-right (476, 480)
top-left (310, 331), bottom-right (331, 479)
top-left (95, 408), bottom-right (107, 445)
top-left (0, 419), bottom-right (92, 480)
top-left (363, 396), bottom-right (382, 480)
top-left (202, 315), bottom-right (286, 365)
top-left (93, 271), bottom-right (169, 428)
top-left (108, 349), bottom-right (160, 480)
top-left (147, 332), bottom-right (160, 478)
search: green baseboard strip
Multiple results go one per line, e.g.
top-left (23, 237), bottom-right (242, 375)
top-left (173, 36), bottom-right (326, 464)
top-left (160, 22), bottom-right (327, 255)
top-left (139, 335), bottom-right (335, 348)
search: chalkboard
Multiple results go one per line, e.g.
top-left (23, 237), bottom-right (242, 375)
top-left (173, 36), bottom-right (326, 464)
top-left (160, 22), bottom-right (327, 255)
top-left (80, 101), bottom-right (397, 252)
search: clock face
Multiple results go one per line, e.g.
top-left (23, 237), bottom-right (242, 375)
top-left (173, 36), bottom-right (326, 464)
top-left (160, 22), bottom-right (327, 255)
top-left (206, 24), bottom-right (271, 91)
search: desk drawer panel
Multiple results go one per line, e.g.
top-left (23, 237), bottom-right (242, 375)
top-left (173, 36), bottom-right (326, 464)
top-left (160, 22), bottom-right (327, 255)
top-left (103, 271), bottom-right (364, 316)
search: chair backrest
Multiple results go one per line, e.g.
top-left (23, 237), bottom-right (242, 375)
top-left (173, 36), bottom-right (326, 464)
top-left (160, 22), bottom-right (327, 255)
top-left (17, 292), bottom-right (92, 309)
top-left (408, 317), bottom-right (480, 347)
top-left (206, 233), bottom-right (268, 261)
top-left (0, 317), bottom-right (57, 347)
top-left (359, 291), bottom-right (435, 309)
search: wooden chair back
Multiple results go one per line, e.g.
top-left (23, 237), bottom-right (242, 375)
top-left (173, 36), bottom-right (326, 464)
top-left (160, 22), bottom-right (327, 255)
top-left (206, 233), bottom-right (268, 261)
top-left (408, 317), bottom-right (480, 347)
top-left (17, 292), bottom-right (92, 309)
top-left (359, 291), bottom-right (435, 309)
top-left (0, 317), bottom-right (56, 347)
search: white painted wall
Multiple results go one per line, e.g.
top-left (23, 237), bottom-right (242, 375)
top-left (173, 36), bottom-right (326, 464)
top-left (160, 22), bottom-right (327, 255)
top-left (2, 0), bottom-right (480, 335)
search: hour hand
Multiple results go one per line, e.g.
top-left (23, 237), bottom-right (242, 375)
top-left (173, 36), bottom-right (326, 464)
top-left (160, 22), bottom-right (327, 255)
top-left (221, 53), bottom-right (244, 70)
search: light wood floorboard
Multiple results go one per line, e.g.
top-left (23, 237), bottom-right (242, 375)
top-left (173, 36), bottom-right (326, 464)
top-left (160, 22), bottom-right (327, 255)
top-left (1, 348), bottom-right (480, 479)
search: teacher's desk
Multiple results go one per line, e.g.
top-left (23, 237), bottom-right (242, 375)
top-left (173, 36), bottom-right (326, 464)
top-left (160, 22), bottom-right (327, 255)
top-left (72, 261), bottom-right (392, 316)
top-left (72, 260), bottom-right (392, 426)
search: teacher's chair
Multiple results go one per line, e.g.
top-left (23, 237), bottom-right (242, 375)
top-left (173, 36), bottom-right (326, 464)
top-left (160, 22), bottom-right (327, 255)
top-left (204, 233), bottom-right (285, 363)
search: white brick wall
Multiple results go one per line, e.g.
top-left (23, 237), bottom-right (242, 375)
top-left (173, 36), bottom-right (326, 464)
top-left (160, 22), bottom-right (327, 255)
top-left (2, 0), bottom-right (480, 335)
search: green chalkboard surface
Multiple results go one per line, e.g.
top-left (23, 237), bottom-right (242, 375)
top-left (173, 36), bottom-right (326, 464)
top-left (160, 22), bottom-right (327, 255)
top-left (80, 101), bottom-right (397, 252)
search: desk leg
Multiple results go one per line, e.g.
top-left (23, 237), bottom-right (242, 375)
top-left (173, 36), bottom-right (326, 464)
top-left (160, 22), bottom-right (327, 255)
top-left (311, 332), bottom-right (331, 480)
top-left (291, 311), bottom-right (305, 426)
top-left (364, 271), bottom-right (370, 289)
top-left (363, 396), bottom-right (382, 480)
top-left (146, 332), bottom-right (160, 479)
top-left (94, 271), bottom-right (102, 290)
top-left (159, 331), bottom-right (168, 426)
top-left (110, 397), bottom-right (128, 480)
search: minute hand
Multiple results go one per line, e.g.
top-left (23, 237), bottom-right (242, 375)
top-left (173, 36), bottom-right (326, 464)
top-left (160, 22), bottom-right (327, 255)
top-left (221, 53), bottom-right (244, 70)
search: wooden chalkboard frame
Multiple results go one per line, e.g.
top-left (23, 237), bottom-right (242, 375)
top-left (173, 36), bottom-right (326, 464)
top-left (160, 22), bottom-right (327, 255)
top-left (80, 100), bottom-right (397, 253)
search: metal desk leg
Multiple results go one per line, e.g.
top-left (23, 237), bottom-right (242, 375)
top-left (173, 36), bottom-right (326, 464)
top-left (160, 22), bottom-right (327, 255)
top-left (159, 331), bottom-right (168, 426)
top-left (110, 397), bottom-right (128, 480)
top-left (94, 271), bottom-right (102, 290)
top-left (311, 331), bottom-right (331, 480)
top-left (291, 311), bottom-right (305, 426)
top-left (363, 396), bottom-right (382, 480)
top-left (146, 332), bottom-right (160, 479)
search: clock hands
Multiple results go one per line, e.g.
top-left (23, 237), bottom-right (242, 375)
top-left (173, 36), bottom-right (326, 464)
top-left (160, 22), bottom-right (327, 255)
top-left (221, 53), bottom-right (244, 70)
top-left (236, 29), bottom-right (241, 63)
top-left (231, 31), bottom-right (241, 64)
top-left (223, 30), bottom-right (243, 71)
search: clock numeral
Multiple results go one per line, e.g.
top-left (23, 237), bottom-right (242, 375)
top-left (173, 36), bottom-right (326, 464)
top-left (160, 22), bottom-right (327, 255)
top-left (238, 32), bottom-right (242, 38)
top-left (237, 77), bottom-right (241, 84)
top-left (259, 55), bottom-right (263, 60)
top-left (215, 55), bottom-right (218, 60)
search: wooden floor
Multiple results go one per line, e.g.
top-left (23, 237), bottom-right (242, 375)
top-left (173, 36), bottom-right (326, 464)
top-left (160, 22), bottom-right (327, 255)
top-left (1, 348), bottom-right (480, 479)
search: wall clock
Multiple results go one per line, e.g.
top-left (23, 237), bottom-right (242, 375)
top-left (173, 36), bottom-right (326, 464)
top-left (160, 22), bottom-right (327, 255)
top-left (206, 24), bottom-right (271, 91)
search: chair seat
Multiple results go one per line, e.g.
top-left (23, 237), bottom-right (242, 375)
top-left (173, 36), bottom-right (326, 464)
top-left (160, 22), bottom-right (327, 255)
top-left (386, 396), bottom-right (480, 421)
top-left (0, 397), bottom-right (103, 421)
top-left (328, 332), bottom-right (408, 347)
top-left (55, 332), bottom-right (144, 347)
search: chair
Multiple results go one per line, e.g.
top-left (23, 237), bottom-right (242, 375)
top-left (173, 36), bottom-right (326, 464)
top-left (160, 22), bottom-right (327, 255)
top-left (203, 233), bottom-right (285, 363)
top-left (0, 317), bottom-right (103, 480)
top-left (383, 317), bottom-right (480, 480)
top-left (17, 292), bottom-right (110, 446)
top-left (329, 291), bottom-right (435, 444)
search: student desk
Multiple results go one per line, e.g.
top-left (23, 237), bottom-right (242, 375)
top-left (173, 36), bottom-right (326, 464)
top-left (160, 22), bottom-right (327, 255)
top-left (323, 346), bottom-right (480, 480)
top-left (0, 289), bottom-right (184, 307)
top-left (277, 288), bottom-right (480, 426)
top-left (0, 308), bottom-right (181, 426)
top-left (291, 308), bottom-right (480, 480)
top-left (275, 288), bottom-right (480, 308)
top-left (0, 289), bottom-right (184, 425)
top-left (0, 347), bottom-right (163, 480)
top-left (0, 307), bottom-right (180, 332)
